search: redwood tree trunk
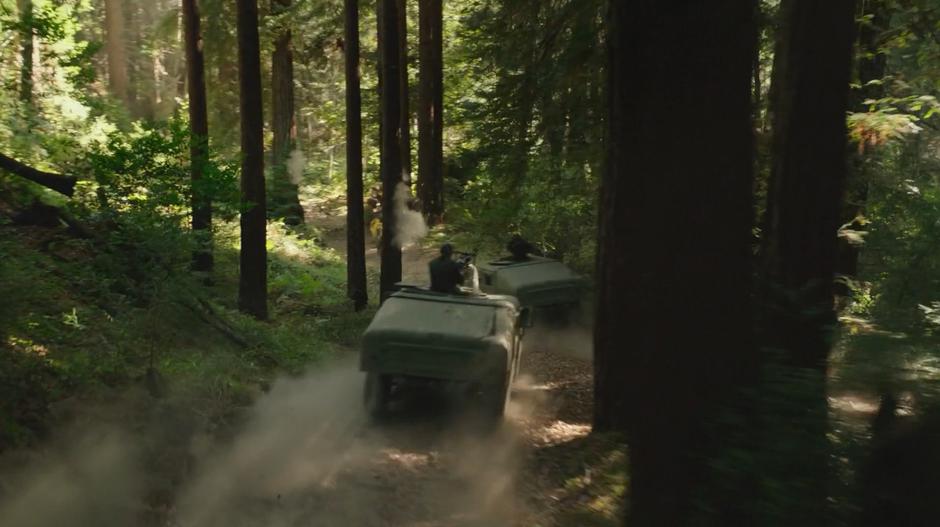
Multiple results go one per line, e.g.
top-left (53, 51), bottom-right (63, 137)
top-left (598, 1), bottom-right (757, 524)
top-left (237, 0), bottom-right (268, 320)
top-left (17, 0), bottom-right (33, 104)
top-left (759, 0), bottom-right (856, 522)
top-left (763, 0), bottom-right (856, 370)
top-left (417, 0), bottom-right (443, 224)
top-left (379, 0), bottom-right (403, 298)
top-left (182, 0), bottom-right (213, 273)
top-left (270, 0), bottom-right (304, 225)
top-left (837, 0), bottom-right (890, 287)
top-left (345, 0), bottom-right (368, 310)
top-left (397, 0), bottom-right (412, 185)
top-left (104, 0), bottom-right (129, 105)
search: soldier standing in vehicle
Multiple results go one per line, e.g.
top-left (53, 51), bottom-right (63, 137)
top-left (429, 243), bottom-right (465, 293)
top-left (506, 234), bottom-right (541, 261)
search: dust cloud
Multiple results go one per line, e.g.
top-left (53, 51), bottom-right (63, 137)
top-left (524, 324), bottom-right (594, 361)
top-left (286, 149), bottom-right (306, 185)
top-left (0, 358), bottom-right (538, 527)
top-left (392, 182), bottom-right (428, 248)
top-left (0, 427), bottom-right (141, 527)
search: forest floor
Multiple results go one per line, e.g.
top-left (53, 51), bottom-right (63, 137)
top-left (0, 192), bottom-right (624, 527)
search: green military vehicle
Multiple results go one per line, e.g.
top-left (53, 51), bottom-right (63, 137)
top-left (360, 285), bottom-right (531, 419)
top-left (476, 255), bottom-right (584, 323)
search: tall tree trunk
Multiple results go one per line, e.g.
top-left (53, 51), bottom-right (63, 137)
top-left (104, 0), bottom-right (129, 105)
top-left (270, 0), bottom-right (304, 225)
top-left (598, 2), bottom-right (757, 524)
top-left (183, 0), bottom-right (213, 273)
top-left (397, 0), bottom-right (412, 186)
top-left (417, 0), bottom-right (443, 224)
top-left (17, 0), bottom-right (33, 104)
top-left (237, 0), bottom-right (268, 320)
top-left (125, 2), bottom-right (147, 119)
top-left (836, 0), bottom-right (890, 289)
top-left (379, 0), bottom-right (403, 298)
top-left (345, 0), bottom-right (368, 310)
top-left (760, 0), bottom-right (856, 523)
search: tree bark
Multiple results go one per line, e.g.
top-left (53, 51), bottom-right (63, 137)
top-left (182, 0), bottom-right (213, 273)
top-left (0, 153), bottom-right (76, 197)
top-left (270, 0), bottom-right (304, 225)
top-left (17, 0), bottom-right (33, 104)
top-left (345, 0), bottom-right (368, 310)
top-left (379, 0), bottom-right (403, 298)
top-left (763, 0), bottom-right (856, 370)
top-left (598, 1), bottom-right (757, 524)
top-left (397, 0), bottom-right (412, 186)
top-left (837, 0), bottom-right (891, 287)
top-left (237, 0), bottom-right (268, 320)
top-left (104, 0), bottom-right (129, 105)
top-left (416, 0), bottom-right (443, 224)
top-left (760, 0), bottom-right (856, 523)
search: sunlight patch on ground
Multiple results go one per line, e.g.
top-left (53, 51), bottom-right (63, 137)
top-left (828, 394), bottom-right (880, 415)
top-left (380, 449), bottom-right (433, 471)
top-left (7, 336), bottom-right (49, 356)
top-left (532, 420), bottom-right (592, 447)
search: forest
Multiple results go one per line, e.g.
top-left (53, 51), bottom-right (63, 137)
top-left (1, 0), bottom-right (939, 525)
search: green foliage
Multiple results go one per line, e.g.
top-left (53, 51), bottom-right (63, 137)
top-left (78, 118), bottom-right (239, 221)
top-left (445, 0), bottom-right (604, 275)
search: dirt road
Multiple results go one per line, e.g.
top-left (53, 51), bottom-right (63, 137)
top-left (0, 200), bottom-right (604, 527)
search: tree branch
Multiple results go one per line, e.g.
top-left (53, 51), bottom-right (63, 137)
top-left (0, 153), bottom-right (76, 197)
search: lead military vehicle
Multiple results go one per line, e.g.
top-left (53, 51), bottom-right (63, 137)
top-left (360, 284), bottom-right (530, 419)
top-left (476, 255), bottom-right (584, 324)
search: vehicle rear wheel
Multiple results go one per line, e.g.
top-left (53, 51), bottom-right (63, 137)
top-left (363, 372), bottom-right (391, 418)
top-left (481, 374), bottom-right (511, 419)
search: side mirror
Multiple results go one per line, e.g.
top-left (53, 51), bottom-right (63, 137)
top-left (519, 308), bottom-right (534, 328)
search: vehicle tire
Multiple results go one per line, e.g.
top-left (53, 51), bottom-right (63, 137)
top-left (481, 373), bottom-right (511, 419)
top-left (363, 372), bottom-right (391, 418)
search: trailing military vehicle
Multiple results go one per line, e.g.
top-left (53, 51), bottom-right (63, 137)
top-left (360, 285), bottom-right (531, 419)
top-left (476, 255), bottom-right (584, 324)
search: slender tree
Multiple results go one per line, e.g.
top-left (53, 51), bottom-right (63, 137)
top-left (17, 0), bottom-right (33, 104)
top-left (597, 1), bottom-right (757, 524)
top-left (379, 0), bottom-right (403, 298)
top-left (270, 0), bottom-right (304, 225)
top-left (237, 0), bottom-right (268, 320)
top-left (104, 0), bottom-right (129, 105)
top-left (417, 0), bottom-right (443, 224)
top-left (182, 0), bottom-right (213, 273)
top-left (397, 0), bottom-right (412, 185)
top-left (345, 0), bottom-right (368, 310)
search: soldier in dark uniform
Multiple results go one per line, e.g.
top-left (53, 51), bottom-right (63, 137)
top-left (429, 243), bottom-right (465, 294)
top-left (506, 234), bottom-right (541, 261)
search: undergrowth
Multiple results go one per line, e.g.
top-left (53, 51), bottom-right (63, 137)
top-left (0, 200), bottom-right (375, 451)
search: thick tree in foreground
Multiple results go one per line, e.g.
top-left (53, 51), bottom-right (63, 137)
top-left (270, 0), bottom-right (304, 225)
top-left (596, 1), bottom-right (756, 524)
top-left (763, 0), bottom-right (856, 370)
top-left (345, 0), bottom-right (368, 310)
top-left (104, 0), bottom-right (129, 105)
top-left (236, 0), bottom-right (268, 320)
top-left (379, 0), bottom-right (403, 298)
top-left (837, 0), bottom-right (890, 285)
top-left (417, 0), bottom-right (443, 224)
top-left (759, 0), bottom-right (856, 521)
top-left (182, 0), bottom-right (213, 273)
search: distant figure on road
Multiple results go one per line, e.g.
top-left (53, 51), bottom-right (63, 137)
top-left (506, 235), bottom-right (541, 261)
top-left (429, 243), bottom-right (465, 294)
